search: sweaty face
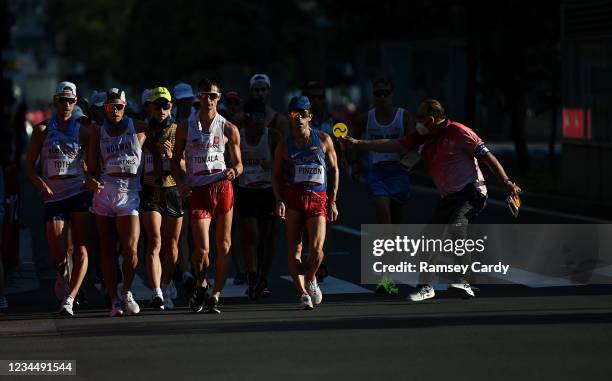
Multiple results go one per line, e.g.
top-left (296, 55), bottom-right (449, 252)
top-left (373, 84), bottom-right (393, 108)
top-left (415, 103), bottom-right (436, 132)
top-left (152, 99), bottom-right (172, 122)
top-left (289, 109), bottom-right (311, 131)
top-left (54, 96), bottom-right (76, 120)
top-left (197, 85), bottom-right (221, 112)
top-left (104, 100), bottom-right (126, 124)
top-left (250, 84), bottom-right (270, 102)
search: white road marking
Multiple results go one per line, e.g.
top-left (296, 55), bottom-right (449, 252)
top-left (331, 225), bottom-right (362, 236)
top-left (280, 275), bottom-right (372, 294)
top-left (592, 265), bottom-right (612, 278)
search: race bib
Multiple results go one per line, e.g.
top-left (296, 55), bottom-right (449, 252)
top-left (192, 154), bottom-right (225, 175)
top-left (46, 159), bottom-right (79, 178)
top-left (144, 153), bottom-right (172, 174)
top-left (106, 154), bottom-right (139, 176)
top-left (242, 164), bottom-right (271, 187)
top-left (144, 153), bottom-right (154, 174)
top-left (294, 164), bottom-right (325, 184)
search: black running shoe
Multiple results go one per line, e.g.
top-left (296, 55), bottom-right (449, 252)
top-left (150, 295), bottom-right (164, 310)
top-left (189, 286), bottom-right (207, 313)
top-left (73, 289), bottom-right (87, 310)
top-left (255, 279), bottom-right (271, 298)
top-left (247, 272), bottom-right (258, 300)
top-left (206, 295), bottom-right (221, 314)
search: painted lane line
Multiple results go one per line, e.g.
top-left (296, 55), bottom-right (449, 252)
top-left (280, 275), bottom-right (372, 294)
top-left (331, 225), bottom-right (362, 236)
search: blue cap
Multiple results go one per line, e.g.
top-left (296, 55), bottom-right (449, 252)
top-left (288, 96), bottom-right (311, 111)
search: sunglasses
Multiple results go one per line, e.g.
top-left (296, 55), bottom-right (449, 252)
top-left (58, 97), bottom-right (76, 104)
top-left (289, 110), bottom-right (310, 119)
top-left (198, 92), bottom-right (221, 100)
top-left (374, 89), bottom-right (392, 98)
top-left (308, 94), bottom-right (325, 100)
top-left (245, 112), bottom-right (266, 121)
top-left (154, 102), bottom-right (172, 111)
top-left (104, 103), bottom-right (125, 112)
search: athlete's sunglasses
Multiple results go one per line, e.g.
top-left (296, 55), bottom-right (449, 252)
top-left (251, 87), bottom-right (269, 94)
top-left (104, 103), bottom-right (125, 112)
top-left (289, 110), bottom-right (310, 119)
top-left (373, 89), bottom-right (392, 98)
top-left (57, 97), bottom-right (76, 104)
top-left (198, 92), bottom-right (221, 100)
top-left (154, 101), bottom-right (172, 111)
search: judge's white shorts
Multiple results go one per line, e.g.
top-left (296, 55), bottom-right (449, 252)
top-left (90, 185), bottom-right (140, 217)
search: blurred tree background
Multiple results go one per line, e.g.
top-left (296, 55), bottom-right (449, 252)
top-left (46, 0), bottom-right (560, 171)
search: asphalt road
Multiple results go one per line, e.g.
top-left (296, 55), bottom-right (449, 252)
top-left (2, 172), bottom-right (612, 381)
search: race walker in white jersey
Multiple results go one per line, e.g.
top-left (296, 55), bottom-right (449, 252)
top-left (24, 81), bottom-right (92, 317)
top-left (85, 88), bottom-right (154, 317)
top-left (236, 99), bottom-right (281, 299)
top-left (171, 78), bottom-right (243, 315)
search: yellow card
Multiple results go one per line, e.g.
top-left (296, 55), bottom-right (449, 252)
top-left (332, 123), bottom-right (348, 137)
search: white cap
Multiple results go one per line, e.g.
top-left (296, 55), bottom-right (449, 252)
top-left (249, 73), bottom-right (271, 88)
top-left (106, 88), bottom-right (126, 103)
top-left (90, 90), bottom-right (105, 107)
top-left (173, 83), bottom-right (195, 100)
top-left (55, 81), bottom-right (77, 98)
top-left (141, 89), bottom-right (152, 105)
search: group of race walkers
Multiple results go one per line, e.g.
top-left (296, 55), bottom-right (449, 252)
top-left (21, 73), bottom-right (521, 317)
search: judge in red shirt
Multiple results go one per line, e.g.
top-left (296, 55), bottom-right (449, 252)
top-left (342, 99), bottom-right (521, 302)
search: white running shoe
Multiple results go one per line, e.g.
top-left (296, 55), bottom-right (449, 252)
top-left (306, 279), bottom-right (323, 305)
top-left (301, 295), bottom-right (314, 310)
top-left (449, 282), bottom-right (475, 299)
top-left (150, 293), bottom-right (164, 310)
top-left (59, 296), bottom-right (74, 316)
top-left (408, 285), bottom-right (435, 302)
top-left (110, 299), bottom-right (124, 317)
top-left (122, 291), bottom-right (140, 316)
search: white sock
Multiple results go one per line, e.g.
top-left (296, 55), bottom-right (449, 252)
top-left (154, 288), bottom-right (163, 297)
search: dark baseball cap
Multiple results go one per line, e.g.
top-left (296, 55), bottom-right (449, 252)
top-left (288, 96), bottom-right (311, 111)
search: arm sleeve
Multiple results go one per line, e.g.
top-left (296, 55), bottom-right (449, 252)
top-left (454, 125), bottom-right (484, 155)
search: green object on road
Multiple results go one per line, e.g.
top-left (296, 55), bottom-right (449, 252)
top-left (376, 277), bottom-right (399, 295)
